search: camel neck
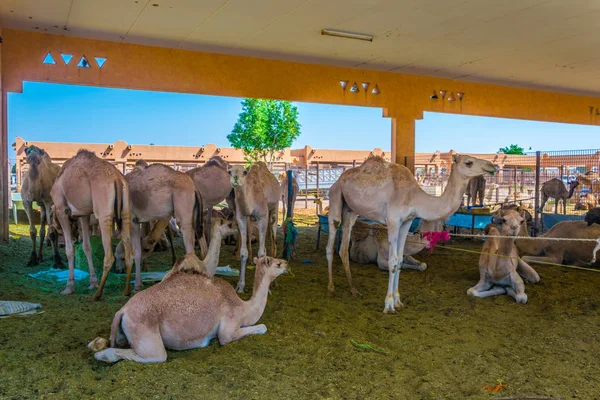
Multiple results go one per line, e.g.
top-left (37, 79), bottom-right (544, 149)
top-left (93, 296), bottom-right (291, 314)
top-left (234, 186), bottom-right (252, 216)
top-left (242, 270), bottom-right (271, 326)
top-left (497, 236), bottom-right (515, 254)
top-left (411, 168), bottom-right (469, 221)
top-left (202, 229), bottom-right (222, 276)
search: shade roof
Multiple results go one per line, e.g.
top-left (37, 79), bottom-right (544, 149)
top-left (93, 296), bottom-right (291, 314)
top-left (2, 0), bottom-right (600, 96)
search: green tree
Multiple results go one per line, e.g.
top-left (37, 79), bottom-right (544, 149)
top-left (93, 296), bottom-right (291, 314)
top-left (499, 144), bottom-right (525, 155)
top-left (11, 164), bottom-right (16, 174)
top-left (228, 98), bottom-right (301, 166)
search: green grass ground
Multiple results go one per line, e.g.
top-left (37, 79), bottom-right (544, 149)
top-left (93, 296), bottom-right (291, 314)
top-left (1, 221), bottom-right (599, 399)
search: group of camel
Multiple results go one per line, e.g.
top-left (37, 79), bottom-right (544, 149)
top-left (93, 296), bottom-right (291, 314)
top-left (20, 145), bottom-right (299, 301)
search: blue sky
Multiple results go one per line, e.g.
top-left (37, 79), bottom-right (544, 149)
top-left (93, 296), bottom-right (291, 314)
top-left (8, 82), bottom-right (600, 160)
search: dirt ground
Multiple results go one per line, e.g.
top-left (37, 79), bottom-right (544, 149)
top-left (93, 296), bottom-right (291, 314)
top-left (1, 214), bottom-right (599, 400)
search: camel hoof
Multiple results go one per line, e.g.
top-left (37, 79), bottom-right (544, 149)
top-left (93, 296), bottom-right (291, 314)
top-left (383, 306), bottom-right (397, 314)
top-left (236, 284), bottom-right (245, 294)
top-left (515, 294), bottom-right (528, 304)
top-left (394, 300), bottom-right (405, 308)
top-left (350, 288), bottom-right (362, 297)
top-left (256, 324), bottom-right (267, 335)
top-left (88, 283), bottom-right (99, 290)
top-left (27, 253), bottom-right (39, 267)
top-left (88, 337), bottom-right (109, 352)
top-left (327, 283), bottom-right (335, 294)
top-left (418, 263), bottom-right (428, 271)
top-left (88, 294), bottom-right (101, 302)
top-left (60, 287), bottom-right (74, 295)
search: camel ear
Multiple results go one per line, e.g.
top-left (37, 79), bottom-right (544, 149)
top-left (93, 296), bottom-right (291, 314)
top-left (243, 169), bottom-right (249, 176)
top-left (452, 154), bottom-right (460, 164)
top-left (264, 256), bottom-right (271, 266)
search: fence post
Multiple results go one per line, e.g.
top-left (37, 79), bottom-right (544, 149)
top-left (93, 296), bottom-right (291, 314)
top-left (282, 169), bottom-right (294, 259)
top-left (316, 162), bottom-right (320, 198)
top-left (534, 151), bottom-right (541, 237)
top-left (305, 163), bottom-right (309, 208)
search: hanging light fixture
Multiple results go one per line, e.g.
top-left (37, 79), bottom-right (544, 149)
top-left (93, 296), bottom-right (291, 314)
top-left (439, 89), bottom-right (447, 99)
top-left (350, 82), bottom-right (360, 92)
top-left (457, 92), bottom-right (464, 101)
top-left (361, 82), bottom-right (370, 91)
top-left (448, 92), bottom-right (456, 101)
top-left (340, 80), bottom-right (349, 90)
top-left (371, 84), bottom-right (381, 95)
top-left (430, 90), bottom-right (439, 99)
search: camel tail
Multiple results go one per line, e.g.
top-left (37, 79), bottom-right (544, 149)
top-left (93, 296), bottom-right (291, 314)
top-left (109, 309), bottom-right (127, 348)
top-left (114, 180), bottom-right (123, 231)
top-left (194, 188), bottom-right (204, 242)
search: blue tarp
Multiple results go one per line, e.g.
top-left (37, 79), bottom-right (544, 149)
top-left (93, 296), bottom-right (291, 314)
top-left (542, 213), bottom-right (585, 230)
top-left (445, 213), bottom-right (493, 229)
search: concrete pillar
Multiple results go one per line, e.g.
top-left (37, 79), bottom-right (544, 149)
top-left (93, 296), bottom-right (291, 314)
top-left (392, 117), bottom-right (415, 172)
top-left (0, 32), bottom-right (7, 241)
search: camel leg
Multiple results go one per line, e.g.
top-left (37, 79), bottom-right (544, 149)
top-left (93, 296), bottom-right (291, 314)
top-left (23, 200), bottom-right (38, 267)
top-left (339, 207), bottom-right (359, 296)
top-left (256, 216), bottom-right (268, 259)
top-left (247, 217), bottom-right (253, 261)
top-left (95, 325), bottom-right (167, 364)
top-left (236, 214), bottom-right (249, 293)
top-left (269, 206), bottom-right (278, 256)
top-left (37, 205), bottom-right (47, 263)
top-left (392, 221), bottom-right (412, 309)
top-left (90, 215), bottom-right (117, 301)
top-left (56, 208), bottom-right (76, 295)
top-left (505, 271), bottom-right (527, 304)
top-left (44, 204), bottom-right (64, 268)
top-left (131, 222), bottom-right (144, 292)
top-left (402, 255), bottom-right (427, 271)
top-left (468, 285), bottom-right (507, 298)
top-left (167, 225), bottom-right (176, 265)
top-left (383, 220), bottom-right (401, 314)
top-left (79, 216), bottom-right (99, 290)
top-left (218, 323), bottom-right (267, 346)
top-left (516, 259), bottom-right (540, 283)
top-left (521, 252), bottom-right (563, 266)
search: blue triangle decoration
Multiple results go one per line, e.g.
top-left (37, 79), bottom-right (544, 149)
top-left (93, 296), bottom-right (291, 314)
top-left (77, 56), bottom-right (90, 68)
top-left (94, 57), bottom-right (107, 68)
top-left (42, 52), bottom-right (56, 64)
top-left (61, 54), bottom-right (73, 65)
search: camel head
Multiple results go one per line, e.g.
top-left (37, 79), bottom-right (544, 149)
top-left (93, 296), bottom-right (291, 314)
top-left (24, 145), bottom-right (47, 167)
top-left (568, 180), bottom-right (579, 198)
top-left (228, 165), bottom-right (249, 189)
top-left (253, 256), bottom-right (289, 280)
top-left (584, 207), bottom-right (600, 226)
top-left (451, 154), bottom-right (496, 180)
top-left (211, 217), bottom-right (238, 238)
top-left (494, 209), bottom-right (525, 237)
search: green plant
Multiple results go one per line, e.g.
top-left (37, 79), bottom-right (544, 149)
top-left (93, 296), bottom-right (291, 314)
top-left (228, 98), bottom-right (301, 167)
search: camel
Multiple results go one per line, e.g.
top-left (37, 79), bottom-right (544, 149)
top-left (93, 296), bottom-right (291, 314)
top-left (575, 193), bottom-right (597, 211)
top-left (229, 162), bottom-right (280, 293)
top-left (50, 150), bottom-right (134, 300)
top-left (465, 176), bottom-right (486, 207)
top-left (314, 195), bottom-right (324, 215)
top-left (484, 183), bottom-right (499, 204)
top-left (114, 219), bottom-right (175, 273)
top-left (89, 255), bottom-right (288, 364)
top-left (186, 156), bottom-right (233, 247)
top-left (516, 216), bottom-right (600, 267)
top-left (539, 178), bottom-right (577, 214)
top-left (125, 163), bottom-right (204, 291)
top-left (280, 173), bottom-right (299, 221)
top-left (326, 154), bottom-right (496, 313)
top-left (20, 145), bottom-right (64, 268)
top-left (467, 209), bottom-right (540, 304)
top-left (349, 219), bottom-right (444, 272)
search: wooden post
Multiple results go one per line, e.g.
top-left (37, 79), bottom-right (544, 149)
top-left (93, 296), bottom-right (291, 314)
top-left (353, 159), bottom-right (356, 168)
top-left (534, 151), bottom-right (541, 236)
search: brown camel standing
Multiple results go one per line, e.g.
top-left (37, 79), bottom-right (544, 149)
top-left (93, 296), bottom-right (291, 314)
top-left (125, 163), bottom-right (204, 291)
top-left (539, 178), bottom-right (577, 214)
top-left (20, 145), bottom-right (64, 268)
top-left (326, 154), bottom-right (495, 313)
top-left (465, 176), bottom-right (486, 207)
top-left (280, 173), bottom-right (299, 221)
top-left (229, 162), bottom-right (280, 293)
top-left (186, 156), bottom-right (233, 246)
top-left (50, 150), bottom-right (134, 300)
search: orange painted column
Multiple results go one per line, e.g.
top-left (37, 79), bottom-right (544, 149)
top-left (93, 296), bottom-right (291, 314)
top-left (392, 117), bottom-right (416, 172)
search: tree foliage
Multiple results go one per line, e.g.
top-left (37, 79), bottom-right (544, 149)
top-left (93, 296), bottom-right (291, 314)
top-left (499, 144), bottom-right (525, 155)
top-left (228, 99), bottom-right (301, 166)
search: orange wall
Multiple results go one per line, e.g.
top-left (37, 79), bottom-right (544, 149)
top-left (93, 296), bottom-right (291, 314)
top-left (2, 28), bottom-right (600, 239)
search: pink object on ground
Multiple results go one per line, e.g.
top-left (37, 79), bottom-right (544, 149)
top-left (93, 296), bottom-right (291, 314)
top-left (422, 231), bottom-right (450, 251)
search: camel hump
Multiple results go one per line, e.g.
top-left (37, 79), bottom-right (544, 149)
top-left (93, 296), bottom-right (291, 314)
top-left (75, 149), bottom-right (97, 159)
top-left (205, 156), bottom-right (229, 170)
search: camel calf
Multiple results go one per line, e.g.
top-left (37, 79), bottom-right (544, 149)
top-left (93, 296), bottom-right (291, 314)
top-left (468, 209), bottom-right (540, 304)
top-left (89, 256), bottom-right (288, 364)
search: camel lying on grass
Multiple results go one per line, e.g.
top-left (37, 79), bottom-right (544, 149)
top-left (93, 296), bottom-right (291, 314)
top-left (468, 209), bottom-right (540, 304)
top-left (89, 255), bottom-right (288, 364)
top-left (349, 219), bottom-right (444, 272)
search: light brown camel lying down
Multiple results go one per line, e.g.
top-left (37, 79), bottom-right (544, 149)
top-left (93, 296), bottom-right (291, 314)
top-left (468, 210), bottom-right (540, 304)
top-left (516, 218), bottom-right (600, 267)
top-left (88, 255), bottom-right (288, 364)
top-left (349, 219), bottom-right (444, 271)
